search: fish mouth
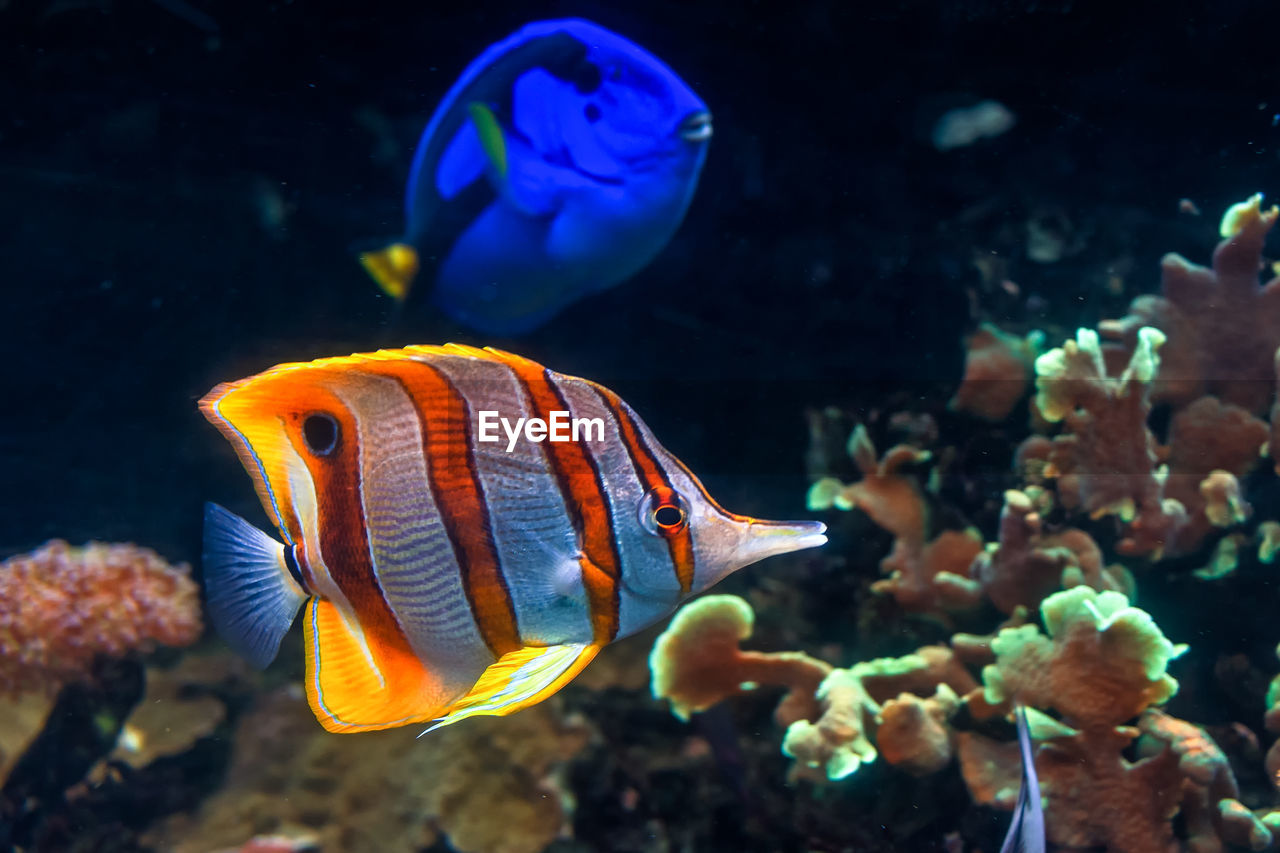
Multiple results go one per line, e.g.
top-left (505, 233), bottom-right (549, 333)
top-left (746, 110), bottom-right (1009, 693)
top-left (679, 110), bottom-right (713, 142)
top-left (739, 518), bottom-right (827, 563)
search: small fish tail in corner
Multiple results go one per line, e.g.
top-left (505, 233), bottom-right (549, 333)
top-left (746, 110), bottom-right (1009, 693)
top-left (359, 242), bottom-right (420, 301)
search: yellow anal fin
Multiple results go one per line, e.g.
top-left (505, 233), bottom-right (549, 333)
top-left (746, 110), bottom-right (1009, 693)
top-left (422, 642), bottom-right (600, 734)
top-left (466, 102), bottom-right (508, 182)
top-left (304, 598), bottom-right (448, 733)
top-left (359, 242), bottom-right (420, 302)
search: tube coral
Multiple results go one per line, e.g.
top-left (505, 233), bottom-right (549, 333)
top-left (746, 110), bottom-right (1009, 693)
top-left (0, 540), bottom-right (202, 697)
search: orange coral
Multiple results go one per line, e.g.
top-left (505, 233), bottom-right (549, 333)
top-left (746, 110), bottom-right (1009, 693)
top-left (1156, 396), bottom-right (1265, 553)
top-left (0, 540), bottom-right (202, 697)
top-left (648, 595), bottom-right (830, 726)
top-left (650, 594), bottom-right (979, 783)
top-left (808, 425), bottom-right (984, 614)
top-left (949, 323), bottom-right (1043, 422)
top-left (1100, 193), bottom-right (1280, 414)
top-left (969, 489), bottom-right (1128, 614)
top-left (1034, 327), bottom-right (1188, 557)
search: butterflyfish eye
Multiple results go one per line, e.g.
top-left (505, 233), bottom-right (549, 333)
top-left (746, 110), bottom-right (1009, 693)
top-left (639, 487), bottom-right (690, 537)
top-left (571, 60), bottom-right (602, 94)
top-left (584, 103), bottom-right (602, 123)
top-left (302, 413), bottom-right (339, 456)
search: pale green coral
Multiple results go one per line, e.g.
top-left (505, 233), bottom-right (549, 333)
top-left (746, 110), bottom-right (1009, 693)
top-left (983, 587), bottom-right (1187, 726)
top-left (1033, 325), bottom-right (1165, 423)
top-left (1219, 192), bottom-right (1275, 239)
top-left (781, 668), bottom-right (879, 780)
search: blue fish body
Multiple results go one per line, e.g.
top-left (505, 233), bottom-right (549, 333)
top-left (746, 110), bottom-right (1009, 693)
top-left (365, 19), bottom-right (712, 335)
top-left (1000, 703), bottom-right (1046, 853)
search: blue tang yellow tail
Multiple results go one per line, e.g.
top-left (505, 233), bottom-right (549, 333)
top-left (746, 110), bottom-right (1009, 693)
top-left (359, 19), bottom-right (712, 335)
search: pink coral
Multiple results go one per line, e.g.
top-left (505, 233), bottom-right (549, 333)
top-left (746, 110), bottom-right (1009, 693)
top-left (0, 540), bottom-right (202, 696)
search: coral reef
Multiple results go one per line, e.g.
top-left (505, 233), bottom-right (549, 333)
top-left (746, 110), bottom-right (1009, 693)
top-left (145, 687), bottom-right (592, 853)
top-left (651, 199), bottom-right (1280, 851)
top-left (1099, 193), bottom-right (1280, 414)
top-left (1032, 326), bottom-right (1190, 556)
top-left (808, 425), bottom-right (984, 615)
top-left (0, 540), bottom-right (202, 697)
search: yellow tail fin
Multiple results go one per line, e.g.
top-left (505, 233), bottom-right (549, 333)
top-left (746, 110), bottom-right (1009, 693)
top-left (359, 242), bottom-right (419, 301)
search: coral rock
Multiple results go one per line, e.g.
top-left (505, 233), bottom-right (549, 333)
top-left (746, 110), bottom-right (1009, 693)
top-left (145, 688), bottom-right (591, 853)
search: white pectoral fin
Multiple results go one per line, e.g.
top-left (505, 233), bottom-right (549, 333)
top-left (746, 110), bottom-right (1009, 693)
top-left (419, 642), bottom-right (601, 735)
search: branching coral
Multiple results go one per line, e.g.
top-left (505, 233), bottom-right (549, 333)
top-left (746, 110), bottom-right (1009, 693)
top-left (649, 594), bottom-right (830, 725)
top-left (0, 540), bottom-right (202, 697)
top-left (1099, 193), bottom-right (1280, 414)
top-left (808, 425), bottom-right (984, 614)
top-left (980, 586), bottom-right (1185, 727)
top-left (969, 488), bottom-right (1130, 614)
top-left (651, 583), bottom-right (1270, 852)
top-left (1033, 326), bottom-right (1191, 556)
top-left (649, 593), bottom-right (977, 782)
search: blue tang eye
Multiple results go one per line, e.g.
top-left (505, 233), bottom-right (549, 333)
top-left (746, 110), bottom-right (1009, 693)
top-left (571, 60), bottom-right (601, 94)
top-left (583, 103), bottom-right (602, 123)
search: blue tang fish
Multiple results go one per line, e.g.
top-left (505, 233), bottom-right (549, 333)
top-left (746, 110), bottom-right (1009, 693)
top-left (360, 19), bottom-right (713, 335)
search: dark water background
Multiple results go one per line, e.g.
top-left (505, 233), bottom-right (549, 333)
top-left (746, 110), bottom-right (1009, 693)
top-left (1, 0), bottom-right (1277, 568)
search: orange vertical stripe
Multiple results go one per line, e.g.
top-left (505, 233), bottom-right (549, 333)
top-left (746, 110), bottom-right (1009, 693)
top-left (362, 360), bottom-right (523, 657)
top-left (488, 352), bottom-right (622, 643)
top-left (589, 383), bottom-right (696, 595)
top-left (277, 380), bottom-right (423, 674)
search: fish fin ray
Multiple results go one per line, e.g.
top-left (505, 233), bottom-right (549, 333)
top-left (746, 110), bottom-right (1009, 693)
top-left (304, 598), bottom-right (452, 733)
top-left (358, 242), bottom-right (419, 301)
top-left (202, 502), bottom-right (305, 669)
top-left (999, 703), bottom-right (1046, 853)
top-left (422, 642), bottom-right (600, 733)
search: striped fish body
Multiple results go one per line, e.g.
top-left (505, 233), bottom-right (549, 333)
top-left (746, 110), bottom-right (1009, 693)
top-left (200, 344), bottom-right (825, 733)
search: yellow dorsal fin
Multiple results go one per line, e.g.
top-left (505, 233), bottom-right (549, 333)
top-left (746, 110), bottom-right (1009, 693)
top-left (359, 242), bottom-right (419, 301)
top-left (304, 598), bottom-right (452, 733)
top-left (420, 642), bottom-right (600, 735)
